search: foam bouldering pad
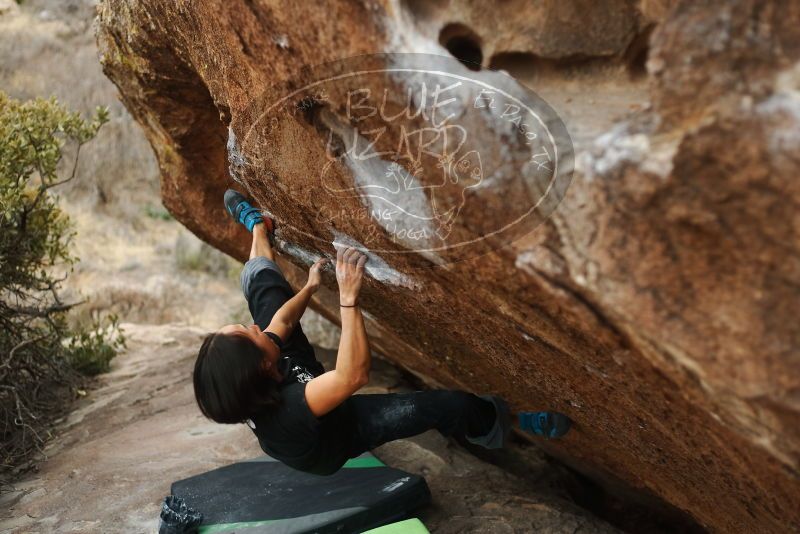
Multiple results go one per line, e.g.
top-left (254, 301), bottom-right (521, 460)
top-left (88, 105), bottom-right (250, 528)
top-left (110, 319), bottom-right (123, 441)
top-left (170, 452), bottom-right (431, 533)
top-left (361, 518), bottom-right (429, 533)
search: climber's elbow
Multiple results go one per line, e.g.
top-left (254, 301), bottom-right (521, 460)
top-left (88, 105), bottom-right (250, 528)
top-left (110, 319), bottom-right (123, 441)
top-left (354, 372), bottom-right (369, 387)
top-left (340, 364), bottom-right (370, 387)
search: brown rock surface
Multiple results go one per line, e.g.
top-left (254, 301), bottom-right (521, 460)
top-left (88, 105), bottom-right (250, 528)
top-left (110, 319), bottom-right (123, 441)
top-left (95, 0), bottom-right (800, 532)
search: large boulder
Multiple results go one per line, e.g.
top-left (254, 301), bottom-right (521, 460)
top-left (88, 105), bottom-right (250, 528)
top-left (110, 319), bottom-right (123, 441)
top-left (96, 1), bottom-right (800, 532)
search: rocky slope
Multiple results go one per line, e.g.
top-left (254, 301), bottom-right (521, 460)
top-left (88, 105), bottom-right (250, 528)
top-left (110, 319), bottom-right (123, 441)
top-left (95, 0), bottom-right (800, 532)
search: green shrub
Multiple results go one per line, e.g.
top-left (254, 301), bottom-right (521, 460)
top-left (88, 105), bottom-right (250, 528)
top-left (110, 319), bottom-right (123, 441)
top-left (144, 202), bottom-right (174, 221)
top-left (0, 91), bottom-right (124, 477)
top-left (65, 314), bottom-right (126, 376)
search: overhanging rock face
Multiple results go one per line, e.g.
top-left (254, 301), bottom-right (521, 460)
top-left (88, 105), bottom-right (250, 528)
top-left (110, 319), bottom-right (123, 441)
top-left (96, 1), bottom-right (800, 532)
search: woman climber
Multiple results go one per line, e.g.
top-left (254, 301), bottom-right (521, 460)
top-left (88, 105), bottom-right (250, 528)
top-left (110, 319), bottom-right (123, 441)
top-left (192, 189), bottom-right (571, 476)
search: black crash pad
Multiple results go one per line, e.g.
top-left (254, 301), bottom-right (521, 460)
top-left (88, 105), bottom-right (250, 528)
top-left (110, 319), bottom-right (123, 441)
top-left (170, 452), bottom-right (431, 533)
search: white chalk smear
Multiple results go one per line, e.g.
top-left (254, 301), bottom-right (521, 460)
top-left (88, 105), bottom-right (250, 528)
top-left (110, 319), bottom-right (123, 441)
top-left (331, 230), bottom-right (420, 290)
top-left (274, 231), bottom-right (420, 290)
top-left (317, 108), bottom-right (438, 251)
top-left (274, 236), bottom-right (324, 266)
top-left (226, 126), bottom-right (248, 186)
top-left (576, 122), bottom-right (677, 181)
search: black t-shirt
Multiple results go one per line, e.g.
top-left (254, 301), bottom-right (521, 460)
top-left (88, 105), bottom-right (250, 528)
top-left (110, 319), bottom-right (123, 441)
top-left (248, 380), bottom-right (356, 476)
top-left (246, 268), bottom-right (355, 475)
top-left (247, 356), bottom-right (356, 476)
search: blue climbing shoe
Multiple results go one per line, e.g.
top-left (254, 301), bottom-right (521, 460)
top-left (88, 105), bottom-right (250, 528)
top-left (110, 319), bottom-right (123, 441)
top-left (224, 189), bottom-right (273, 233)
top-left (519, 411), bottom-right (571, 439)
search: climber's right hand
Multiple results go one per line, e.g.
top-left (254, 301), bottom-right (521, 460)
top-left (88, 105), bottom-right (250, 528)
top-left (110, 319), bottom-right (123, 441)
top-left (335, 246), bottom-right (367, 306)
top-left (305, 258), bottom-right (327, 293)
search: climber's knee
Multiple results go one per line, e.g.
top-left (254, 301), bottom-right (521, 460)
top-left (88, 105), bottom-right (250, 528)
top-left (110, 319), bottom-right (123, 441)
top-left (240, 256), bottom-right (285, 298)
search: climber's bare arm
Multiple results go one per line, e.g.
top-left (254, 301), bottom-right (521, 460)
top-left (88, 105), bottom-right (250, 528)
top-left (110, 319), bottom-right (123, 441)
top-left (305, 247), bottom-right (370, 418)
top-left (265, 258), bottom-right (326, 343)
top-left (303, 304), bottom-right (370, 419)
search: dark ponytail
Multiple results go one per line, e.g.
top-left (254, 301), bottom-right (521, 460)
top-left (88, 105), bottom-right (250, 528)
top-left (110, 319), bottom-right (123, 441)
top-left (193, 332), bottom-right (282, 424)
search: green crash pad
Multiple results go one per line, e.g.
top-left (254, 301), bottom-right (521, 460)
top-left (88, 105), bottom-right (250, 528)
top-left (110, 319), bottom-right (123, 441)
top-left (170, 452), bottom-right (431, 533)
top-left (361, 518), bottom-right (429, 533)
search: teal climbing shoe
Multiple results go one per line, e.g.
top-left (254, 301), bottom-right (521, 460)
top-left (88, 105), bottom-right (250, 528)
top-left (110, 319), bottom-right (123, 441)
top-left (519, 411), bottom-right (571, 439)
top-left (224, 189), bottom-right (273, 233)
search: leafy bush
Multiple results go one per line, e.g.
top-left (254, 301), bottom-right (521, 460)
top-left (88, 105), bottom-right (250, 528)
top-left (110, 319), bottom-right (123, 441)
top-left (65, 315), bottom-right (126, 376)
top-left (0, 91), bottom-right (124, 477)
top-left (144, 202), bottom-right (174, 221)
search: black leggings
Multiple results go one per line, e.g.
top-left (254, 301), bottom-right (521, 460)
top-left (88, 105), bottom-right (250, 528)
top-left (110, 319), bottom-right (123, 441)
top-left (346, 389), bottom-right (498, 458)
